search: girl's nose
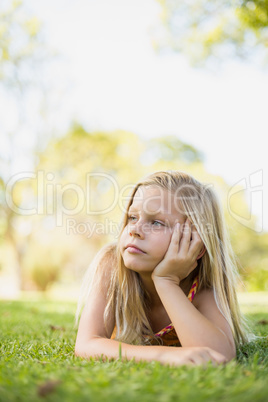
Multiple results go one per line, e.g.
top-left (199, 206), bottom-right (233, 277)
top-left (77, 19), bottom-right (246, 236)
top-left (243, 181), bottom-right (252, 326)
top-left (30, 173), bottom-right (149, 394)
top-left (128, 221), bottom-right (144, 238)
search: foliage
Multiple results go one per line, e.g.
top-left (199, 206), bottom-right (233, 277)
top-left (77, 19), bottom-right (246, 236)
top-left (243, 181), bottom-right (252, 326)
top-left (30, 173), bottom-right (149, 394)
top-left (0, 0), bottom-right (58, 292)
top-left (0, 299), bottom-right (267, 401)
top-left (153, 0), bottom-right (268, 65)
top-left (0, 0), bottom-right (44, 89)
top-left (141, 136), bottom-right (203, 165)
top-left (223, 179), bottom-right (268, 291)
top-left (231, 231), bottom-right (268, 291)
top-left (30, 264), bottom-right (60, 292)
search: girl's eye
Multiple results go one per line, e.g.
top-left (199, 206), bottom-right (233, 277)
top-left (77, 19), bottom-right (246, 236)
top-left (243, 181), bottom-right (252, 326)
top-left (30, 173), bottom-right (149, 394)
top-left (128, 215), bottom-right (137, 222)
top-left (127, 216), bottom-right (164, 227)
top-left (152, 220), bottom-right (164, 227)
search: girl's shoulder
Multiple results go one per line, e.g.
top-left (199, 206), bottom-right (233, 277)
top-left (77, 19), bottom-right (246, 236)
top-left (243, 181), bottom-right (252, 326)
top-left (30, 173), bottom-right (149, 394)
top-left (98, 241), bottom-right (117, 256)
top-left (92, 241), bottom-right (118, 284)
top-left (193, 286), bottom-right (236, 353)
top-left (192, 286), bottom-right (214, 310)
top-left (75, 242), bottom-right (118, 327)
top-left (94, 241), bottom-right (118, 268)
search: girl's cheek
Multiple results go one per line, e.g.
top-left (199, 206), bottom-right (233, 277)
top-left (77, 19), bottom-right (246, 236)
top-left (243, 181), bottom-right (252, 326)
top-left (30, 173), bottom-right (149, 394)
top-left (161, 232), bottom-right (173, 253)
top-left (119, 227), bottom-right (128, 251)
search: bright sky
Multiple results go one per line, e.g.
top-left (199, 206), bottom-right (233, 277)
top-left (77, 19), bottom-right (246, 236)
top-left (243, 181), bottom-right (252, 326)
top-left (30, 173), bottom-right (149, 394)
top-left (21, 0), bottom-right (268, 231)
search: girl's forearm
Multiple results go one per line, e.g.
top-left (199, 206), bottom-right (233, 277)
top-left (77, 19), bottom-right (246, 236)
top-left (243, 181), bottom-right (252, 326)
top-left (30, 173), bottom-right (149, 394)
top-left (74, 336), bottom-right (227, 366)
top-left (75, 336), bottom-right (167, 363)
top-left (153, 277), bottom-right (235, 360)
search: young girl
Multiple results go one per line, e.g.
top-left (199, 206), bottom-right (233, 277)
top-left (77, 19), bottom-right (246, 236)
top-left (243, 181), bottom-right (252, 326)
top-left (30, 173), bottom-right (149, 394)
top-left (75, 170), bottom-right (248, 366)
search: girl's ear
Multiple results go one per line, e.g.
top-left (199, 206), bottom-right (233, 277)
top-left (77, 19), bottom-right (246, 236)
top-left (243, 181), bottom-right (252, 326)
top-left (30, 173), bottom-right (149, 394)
top-left (197, 246), bottom-right (206, 260)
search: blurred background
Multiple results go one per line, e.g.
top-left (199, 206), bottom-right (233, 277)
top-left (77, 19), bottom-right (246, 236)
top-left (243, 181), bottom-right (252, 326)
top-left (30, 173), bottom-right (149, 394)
top-left (0, 0), bottom-right (268, 300)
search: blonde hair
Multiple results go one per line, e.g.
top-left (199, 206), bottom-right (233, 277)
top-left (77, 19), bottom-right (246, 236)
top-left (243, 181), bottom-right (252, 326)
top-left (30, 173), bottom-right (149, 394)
top-left (76, 170), bottom-right (250, 346)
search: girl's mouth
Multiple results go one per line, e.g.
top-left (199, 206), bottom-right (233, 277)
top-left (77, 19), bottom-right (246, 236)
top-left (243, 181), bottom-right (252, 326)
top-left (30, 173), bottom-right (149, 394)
top-left (125, 244), bottom-right (146, 254)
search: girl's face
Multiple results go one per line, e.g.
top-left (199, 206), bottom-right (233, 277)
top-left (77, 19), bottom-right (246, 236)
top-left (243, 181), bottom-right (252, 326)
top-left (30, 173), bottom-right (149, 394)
top-left (119, 185), bottom-right (186, 274)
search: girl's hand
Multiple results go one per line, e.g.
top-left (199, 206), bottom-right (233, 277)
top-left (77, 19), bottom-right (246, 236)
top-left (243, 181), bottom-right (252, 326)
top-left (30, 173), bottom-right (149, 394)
top-left (152, 219), bottom-right (203, 284)
top-left (156, 346), bottom-right (228, 367)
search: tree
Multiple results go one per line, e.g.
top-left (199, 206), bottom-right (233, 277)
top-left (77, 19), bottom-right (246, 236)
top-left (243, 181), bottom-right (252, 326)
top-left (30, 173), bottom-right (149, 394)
top-left (153, 0), bottom-right (268, 65)
top-left (0, 0), bottom-right (43, 88)
top-left (0, 0), bottom-right (55, 290)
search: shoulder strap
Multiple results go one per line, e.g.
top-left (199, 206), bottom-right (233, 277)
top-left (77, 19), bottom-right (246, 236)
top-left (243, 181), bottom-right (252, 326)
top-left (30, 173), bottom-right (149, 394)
top-left (187, 275), bottom-right (199, 302)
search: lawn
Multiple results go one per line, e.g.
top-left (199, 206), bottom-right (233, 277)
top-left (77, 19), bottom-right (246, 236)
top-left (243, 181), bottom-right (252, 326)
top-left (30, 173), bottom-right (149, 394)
top-left (0, 295), bottom-right (267, 402)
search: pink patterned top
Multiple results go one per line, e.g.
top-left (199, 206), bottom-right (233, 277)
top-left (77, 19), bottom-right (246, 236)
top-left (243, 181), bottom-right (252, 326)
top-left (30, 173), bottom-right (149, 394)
top-left (144, 275), bottom-right (199, 347)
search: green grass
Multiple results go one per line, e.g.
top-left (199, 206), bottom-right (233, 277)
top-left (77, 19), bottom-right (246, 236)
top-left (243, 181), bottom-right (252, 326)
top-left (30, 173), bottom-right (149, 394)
top-left (0, 298), bottom-right (267, 402)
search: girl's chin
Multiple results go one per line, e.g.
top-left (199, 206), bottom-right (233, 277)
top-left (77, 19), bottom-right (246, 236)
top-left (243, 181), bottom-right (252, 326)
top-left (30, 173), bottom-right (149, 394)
top-left (123, 261), bottom-right (155, 274)
top-left (122, 254), bottom-right (162, 271)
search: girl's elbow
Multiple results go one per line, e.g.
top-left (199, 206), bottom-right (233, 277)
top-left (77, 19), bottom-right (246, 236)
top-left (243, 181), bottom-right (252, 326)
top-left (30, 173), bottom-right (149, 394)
top-left (218, 330), bottom-right (236, 362)
top-left (223, 342), bottom-right (236, 362)
top-left (74, 339), bottom-right (89, 358)
top-left (74, 344), bottom-right (84, 357)
top-left (74, 344), bottom-right (93, 359)
top-left (74, 337), bottom-right (102, 359)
